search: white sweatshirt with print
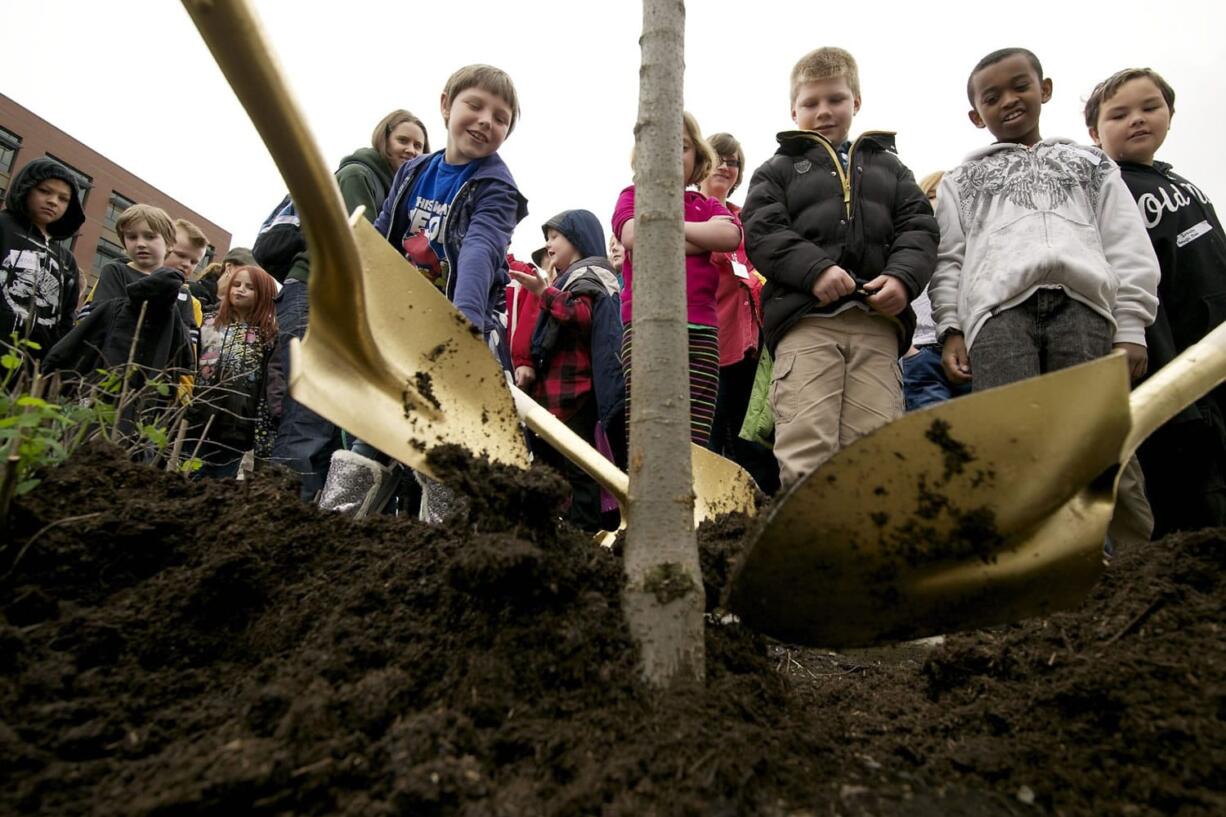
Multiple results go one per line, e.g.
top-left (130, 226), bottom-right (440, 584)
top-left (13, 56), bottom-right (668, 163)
top-left (929, 138), bottom-right (1159, 349)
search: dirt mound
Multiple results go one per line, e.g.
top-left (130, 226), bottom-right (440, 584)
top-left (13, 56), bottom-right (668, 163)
top-left (2, 443), bottom-right (1223, 816)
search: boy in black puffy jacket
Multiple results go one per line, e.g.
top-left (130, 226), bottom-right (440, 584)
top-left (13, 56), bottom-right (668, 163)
top-left (743, 46), bottom-right (938, 487)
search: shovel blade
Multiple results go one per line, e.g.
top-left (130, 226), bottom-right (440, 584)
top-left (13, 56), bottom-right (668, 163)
top-left (728, 353), bottom-right (1132, 647)
top-left (693, 444), bottom-right (760, 520)
top-left (289, 215), bottom-right (530, 477)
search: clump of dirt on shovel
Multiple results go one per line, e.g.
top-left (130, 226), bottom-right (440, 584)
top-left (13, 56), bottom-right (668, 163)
top-left (1, 441), bottom-right (1223, 816)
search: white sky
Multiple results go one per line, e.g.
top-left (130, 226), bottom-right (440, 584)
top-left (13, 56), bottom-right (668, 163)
top-left (7, 0), bottom-right (1224, 261)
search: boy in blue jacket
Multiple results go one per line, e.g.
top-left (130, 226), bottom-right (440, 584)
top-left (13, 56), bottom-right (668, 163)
top-left (322, 64), bottom-right (528, 521)
top-left (373, 63), bottom-right (528, 369)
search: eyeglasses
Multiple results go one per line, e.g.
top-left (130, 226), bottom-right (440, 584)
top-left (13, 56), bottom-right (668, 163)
top-left (718, 157), bottom-right (740, 168)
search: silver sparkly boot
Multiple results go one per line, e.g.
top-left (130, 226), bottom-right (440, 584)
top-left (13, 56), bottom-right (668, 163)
top-left (317, 450), bottom-right (399, 518)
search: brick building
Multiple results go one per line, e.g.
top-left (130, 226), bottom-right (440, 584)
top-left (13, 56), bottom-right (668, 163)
top-left (1, 93), bottom-right (231, 291)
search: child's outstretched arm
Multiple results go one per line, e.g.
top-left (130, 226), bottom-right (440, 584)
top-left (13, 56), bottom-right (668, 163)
top-left (507, 267), bottom-right (594, 330)
top-left (1096, 163), bottom-right (1160, 381)
top-left (452, 181), bottom-right (523, 331)
top-left (929, 173), bottom-right (971, 384)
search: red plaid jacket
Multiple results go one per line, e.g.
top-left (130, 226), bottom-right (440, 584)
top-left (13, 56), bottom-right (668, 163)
top-left (531, 286), bottom-right (594, 421)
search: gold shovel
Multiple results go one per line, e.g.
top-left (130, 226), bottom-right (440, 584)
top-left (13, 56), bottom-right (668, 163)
top-left (729, 321), bottom-right (1226, 647)
top-left (180, 0), bottom-right (759, 527)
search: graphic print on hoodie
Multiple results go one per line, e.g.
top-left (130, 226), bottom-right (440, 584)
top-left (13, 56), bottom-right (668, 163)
top-left (0, 158), bottom-right (86, 355)
top-left (930, 138), bottom-right (1159, 349)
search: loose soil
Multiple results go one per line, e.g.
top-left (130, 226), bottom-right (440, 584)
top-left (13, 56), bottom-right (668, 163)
top-left (2, 442), bottom-right (1223, 816)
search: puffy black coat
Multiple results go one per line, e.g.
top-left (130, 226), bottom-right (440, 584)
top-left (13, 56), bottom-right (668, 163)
top-left (742, 130), bottom-right (938, 354)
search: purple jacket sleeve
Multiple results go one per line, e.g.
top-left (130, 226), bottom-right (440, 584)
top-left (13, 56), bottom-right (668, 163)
top-left (451, 180), bottom-right (520, 329)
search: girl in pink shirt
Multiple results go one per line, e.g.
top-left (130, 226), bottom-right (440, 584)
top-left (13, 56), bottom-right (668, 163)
top-left (611, 112), bottom-right (742, 445)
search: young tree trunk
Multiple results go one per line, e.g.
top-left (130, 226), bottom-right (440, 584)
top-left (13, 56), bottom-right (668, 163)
top-left (622, 0), bottom-right (705, 687)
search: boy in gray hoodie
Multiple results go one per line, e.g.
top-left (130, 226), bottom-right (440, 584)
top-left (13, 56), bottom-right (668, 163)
top-left (930, 48), bottom-right (1160, 391)
top-left (929, 47), bottom-right (1161, 548)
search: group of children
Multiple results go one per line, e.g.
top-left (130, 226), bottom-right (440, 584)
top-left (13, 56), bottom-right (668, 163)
top-left (2, 47), bottom-right (1222, 542)
top-left (0, 170), bottom-right (280, 476)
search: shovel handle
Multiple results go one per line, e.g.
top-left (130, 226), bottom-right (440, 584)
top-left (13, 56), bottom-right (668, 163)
top-left (180, 0), bottom-right (382, 374)
top-left (509, 384), bottom-right (629, 508)
top-left (1126, 320), bottom-right (1226, 456)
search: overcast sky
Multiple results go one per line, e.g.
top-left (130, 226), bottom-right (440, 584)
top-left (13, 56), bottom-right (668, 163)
top-left (7, 0), bottom-right (1224, 261)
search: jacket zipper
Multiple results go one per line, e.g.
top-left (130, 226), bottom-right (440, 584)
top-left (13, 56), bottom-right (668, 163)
top-left (382, 164), bottom-right (419, 242)
top-left (794, 130), bottom-right (892, 219)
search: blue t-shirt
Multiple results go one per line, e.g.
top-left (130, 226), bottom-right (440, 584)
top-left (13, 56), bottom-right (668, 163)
top-left (400, 153), bottom-right (482, 284)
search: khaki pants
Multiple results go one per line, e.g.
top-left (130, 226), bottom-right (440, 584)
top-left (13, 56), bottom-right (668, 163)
top-left (771, 310), bottom-right (903, 486)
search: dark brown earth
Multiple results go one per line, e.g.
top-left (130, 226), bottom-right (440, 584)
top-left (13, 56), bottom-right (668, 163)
top-left (2, 442), bottom-right (1223, 816)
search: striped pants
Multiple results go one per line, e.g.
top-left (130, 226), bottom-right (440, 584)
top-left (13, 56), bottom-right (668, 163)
top-left (621, 323), bottom-right (720, 446)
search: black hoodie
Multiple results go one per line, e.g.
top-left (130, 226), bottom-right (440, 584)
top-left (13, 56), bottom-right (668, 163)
top-left (1117, 161), bottom-right (1226, 376)
top-left (0, 158), bottom-right (86, 357)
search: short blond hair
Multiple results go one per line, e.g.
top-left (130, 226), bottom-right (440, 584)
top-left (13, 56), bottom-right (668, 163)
top-left (791, 46), bottom-right (860, 104)
top-left (443, 64), bottom-right (520, 133)
top-left (916, 171), bottom-right (944, 198)
top-left (116, 204), bottom-right (175, 246)
top-left (174, 218), bottom-right (208, 250)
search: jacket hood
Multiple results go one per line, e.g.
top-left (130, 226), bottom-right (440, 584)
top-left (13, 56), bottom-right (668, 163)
top-left (556, 256), bottom-right (620, 295)
top-left (774, 129), bottom-right (897, 157)
top-left (963, 136), bottom-right (1082, 162)
top-left (541, 209), bottom-right (606, 262)
top-left (4, 158), bottom-right (87, 239)
top-left (127, 267), bottom-right (186, 306)
top-left (338, 146), bottom-right (394, 190)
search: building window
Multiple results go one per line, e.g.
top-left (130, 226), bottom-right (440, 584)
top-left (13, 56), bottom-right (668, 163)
top-left (92, 238), bottom-right (126, 276)
top-left (44, 153), bottom-right (92, 205)
top-left (0, 127), bottom-right (19, 174)
top-left (104, 193), bottom-right (135, 231)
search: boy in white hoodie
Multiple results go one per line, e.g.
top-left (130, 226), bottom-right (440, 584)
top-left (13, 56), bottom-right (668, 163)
top-left (930, 48), bottom-right (1159, 392)
top-left (929, 47), bottom-right (1160, 549)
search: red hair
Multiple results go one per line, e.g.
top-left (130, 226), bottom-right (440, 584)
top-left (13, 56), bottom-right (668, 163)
top-left (217, 265), bottom-right (278, 342)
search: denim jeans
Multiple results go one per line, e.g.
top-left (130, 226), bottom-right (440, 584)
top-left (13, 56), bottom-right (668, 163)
top-left (902, 345), bottom-right (970, 411)
top-left (269, 279), bottom-right (342, 501)
top-left (969, 290), bottom-right (1112, 392)
top-left (195, 454), bottom-right (242, 480)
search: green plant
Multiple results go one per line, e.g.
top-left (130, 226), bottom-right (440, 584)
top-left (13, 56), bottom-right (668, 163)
top-left (0, 335), bottom-right (198, 527)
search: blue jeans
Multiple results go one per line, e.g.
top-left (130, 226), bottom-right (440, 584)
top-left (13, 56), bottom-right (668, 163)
top-left (969, 290), bottom-right (1113, 392)
top-left (902, 345), bottom-right (970, 411)
top-left (269, 279), bottom-right (342, 501)
top-left (196, 454), bottom-right (242, 480)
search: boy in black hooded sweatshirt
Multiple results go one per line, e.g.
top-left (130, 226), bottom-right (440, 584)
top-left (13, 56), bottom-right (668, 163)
top-left (508, 209), bottom-right (624, 531)
top-left (1086, 67), bottom-right (1226, 535)
top-left (0, 158), bottom-right (85, 361)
